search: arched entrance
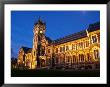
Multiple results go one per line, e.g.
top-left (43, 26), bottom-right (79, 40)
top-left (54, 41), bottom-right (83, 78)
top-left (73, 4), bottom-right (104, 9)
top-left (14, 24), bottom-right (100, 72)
top-left (77, 50), bottom-right (85, 69)
top-left (41, 59), bottom-right (45, 67)
top-left (39, 56), bottom-right (46, 67)
top-left (26, 59), bottom-right (31, 69)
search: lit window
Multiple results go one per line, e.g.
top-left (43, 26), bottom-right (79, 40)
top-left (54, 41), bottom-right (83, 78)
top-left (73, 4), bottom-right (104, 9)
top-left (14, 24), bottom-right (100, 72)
top-left (97, 33), bottom-right (100, 43)
top-left (68, 56), bottom-right (70, 62)
top-left (94, 50), bottom-right (99, 59)
top-left (80, 42), bottom-right (83, 48)
top-left (87, 53), bottom-right (90, 61)
top-left (79, 54), bottom-right (84, 62)
top-left (72, 44), bottom-right (75, 50)
top-left (73, 55), bottom-right (76, 63)
top-left (86, 41), bottom-right (89, 47)
top-left (56, 48), bottom-right (58, 53)
top-left (83, 42), bottom-right (85, 48)
top-left (23, 56), bottom-right (25, 61)
top-left (76, 44), bottom-right (77, 50)
top-left (81, 54), bottom-right (84, 62)
top-left (60, 47), bottom-right (62, 52)
top-left (34, 51), bottom-right (36, 56)
top-left (48, 49), bottom-right (50, 53)
top-left (66, 46), bottom-right (69, 51)
top-left (78, 43), bottom-right (80, 48)
top-left (79, 43), bottom-right (80, 48)
top-left (79, 54), bottom-right (81, 62)
top-left (63, 46), bottom-right (65, 52)
top-left (92, 35), bottom-right (97, 43)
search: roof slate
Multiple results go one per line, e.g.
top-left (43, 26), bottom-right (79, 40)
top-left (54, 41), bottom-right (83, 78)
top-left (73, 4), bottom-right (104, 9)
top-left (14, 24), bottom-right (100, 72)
top-left (53, 22), bottom-right (100, 45)
top-left (21, 46), bottom-right (32, 53)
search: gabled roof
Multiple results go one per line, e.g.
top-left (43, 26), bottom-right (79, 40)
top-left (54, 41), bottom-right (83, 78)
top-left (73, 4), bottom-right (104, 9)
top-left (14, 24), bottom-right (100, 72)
top-left (27, 48), bottom-right (32, 53)
top-left (53, 22), bottom-right (100, 45)
top-left (53, 30), bottom-right (87, 45)
top-left (34, 17), bottom-right (46, 26)
top-left (87, 22), bottom-right (100, 32)
top-left (45, 36), bottom-right (52, 44)
top-left (21, 46), bottom-right (32, 53)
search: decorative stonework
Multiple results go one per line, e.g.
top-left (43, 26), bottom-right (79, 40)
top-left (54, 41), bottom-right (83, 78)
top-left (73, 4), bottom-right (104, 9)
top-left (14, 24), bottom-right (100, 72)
top-left (17, 18), bottom-right (100, 70)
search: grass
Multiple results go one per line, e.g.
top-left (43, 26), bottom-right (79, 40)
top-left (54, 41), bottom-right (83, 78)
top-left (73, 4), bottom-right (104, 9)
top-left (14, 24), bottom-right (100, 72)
top-left (11, 69), bottom-right (100, 77)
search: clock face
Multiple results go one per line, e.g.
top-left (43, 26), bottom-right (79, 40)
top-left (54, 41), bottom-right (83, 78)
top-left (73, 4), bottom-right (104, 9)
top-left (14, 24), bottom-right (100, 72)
top-left (40, 31), bottom-right (43, 33)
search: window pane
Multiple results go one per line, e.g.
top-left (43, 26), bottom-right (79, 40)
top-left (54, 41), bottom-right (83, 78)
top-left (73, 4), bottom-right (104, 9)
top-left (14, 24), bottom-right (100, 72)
top-left (92, 35), bottom-right (97, 43)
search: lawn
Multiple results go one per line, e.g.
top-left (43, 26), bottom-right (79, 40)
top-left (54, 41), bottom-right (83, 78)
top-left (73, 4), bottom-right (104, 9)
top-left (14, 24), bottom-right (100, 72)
top-left (11, 69), bottom-right (100, 77)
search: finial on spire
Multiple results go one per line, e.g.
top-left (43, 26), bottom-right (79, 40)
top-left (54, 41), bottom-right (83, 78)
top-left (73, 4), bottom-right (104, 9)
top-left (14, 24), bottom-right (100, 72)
top-left (34, 16), bottom-right (46, 26)
top-left (37, 16), bottom-right (44, 25)
top-left (38, 16), bottom-right (42, 22)
top-left (34, 16), bottom-right (37, 25)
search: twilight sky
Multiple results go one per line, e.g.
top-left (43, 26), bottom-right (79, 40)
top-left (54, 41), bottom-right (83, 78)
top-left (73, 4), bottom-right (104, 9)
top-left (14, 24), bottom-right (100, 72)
top-left (11, 11), bottom-right (100, 58)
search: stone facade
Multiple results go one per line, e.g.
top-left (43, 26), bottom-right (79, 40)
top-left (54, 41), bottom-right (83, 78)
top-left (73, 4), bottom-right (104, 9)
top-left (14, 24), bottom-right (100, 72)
top-left (17, 18), bottom-right (100, 70)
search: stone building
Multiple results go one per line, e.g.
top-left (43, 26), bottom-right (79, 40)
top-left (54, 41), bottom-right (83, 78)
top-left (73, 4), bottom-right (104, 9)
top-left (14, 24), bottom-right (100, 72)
top-left (17, 18), bottom-right (100, 70)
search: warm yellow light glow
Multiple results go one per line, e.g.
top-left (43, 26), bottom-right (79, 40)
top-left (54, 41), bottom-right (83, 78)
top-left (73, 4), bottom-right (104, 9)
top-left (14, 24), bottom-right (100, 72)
top-left (40, 31), bottom-right (43, 33)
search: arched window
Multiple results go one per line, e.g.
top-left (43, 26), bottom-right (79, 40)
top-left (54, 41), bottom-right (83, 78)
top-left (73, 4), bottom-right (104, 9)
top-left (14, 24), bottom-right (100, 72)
top-left (97, 33), bottom-right (100, 43)
top-left (94, 50), bottom-right (99, 59)
top-left (23, 55), bottom-right (25, 61)
top-left (63, 54), bottom-right (65, 63)
top-left (55, 57), bottom-right (59, 64)
top-left (92, 35), bottom-right (97, 43)
top-left (73, 55), bottom-right (76, 63)
top-left (87, 53), bottom-right (90, 61)
top-left (81, 54), bottom-right (84, 62)
top-left (80, 42), bottom-right (83, 48)
top-left (48, 49), bottom-right (50, 53)
top-left (86, 41), bottom-right (89, 47)
top-left (63, 46), bottom-right (65, 52)
top-left (68, 56), bottom-right (69, 62)
top-left (56, 48), bottom-right (58, 53)
top-left (66, 46), bottom-right (69, 51)
top-left (79, 54), bottom-right (84, 62)
top-left (72, 44), bottom-right (76, 50)
top-left (34, 51), bottom-right (36, 56)
top-left (79, 54), bottom-right (81, 62)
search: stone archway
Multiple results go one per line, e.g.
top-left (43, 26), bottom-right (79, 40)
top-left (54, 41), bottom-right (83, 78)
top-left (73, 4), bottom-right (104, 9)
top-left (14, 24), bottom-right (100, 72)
top-left (64, 51), bottom-right (73, 68)
top-left (76, 50), bottom-right (86, 69)
top-left (26, 59), bottom-right (31, 69)
top-left (39, 56), bottom-right (46, 67)
top-left (41, 59), bottom-right (45, 67)
top-left (77, 50), bottom-right (85, 63)
top-left (71, 54), bottom-right (77, 69)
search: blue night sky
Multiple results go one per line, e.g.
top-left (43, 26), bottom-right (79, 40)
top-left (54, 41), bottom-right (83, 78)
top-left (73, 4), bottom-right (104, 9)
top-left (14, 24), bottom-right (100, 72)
top-left (11, 11), bottom-right (100, 58)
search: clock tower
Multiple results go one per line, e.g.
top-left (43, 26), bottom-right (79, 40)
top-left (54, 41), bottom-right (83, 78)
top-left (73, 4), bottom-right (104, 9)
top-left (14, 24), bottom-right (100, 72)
top-left (33, 17), bottom-right (47, 68)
